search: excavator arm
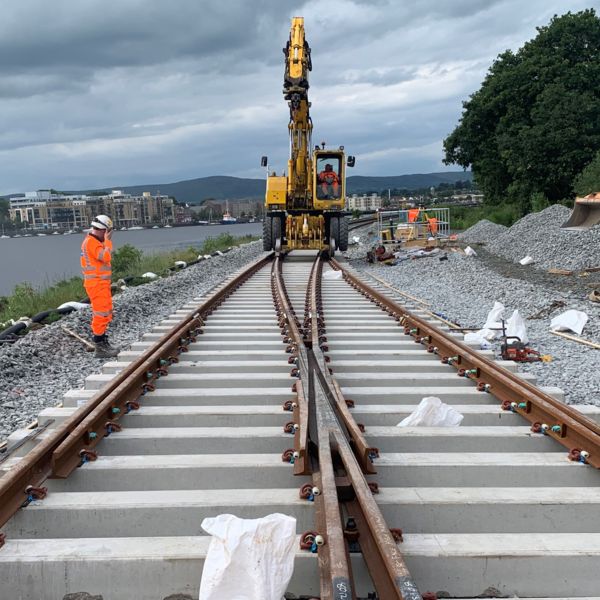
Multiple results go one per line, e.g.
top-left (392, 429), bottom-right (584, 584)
top-left (284, 17), bottom-right (313, 208)
top-left (263, 17), bottom-right (352, 254)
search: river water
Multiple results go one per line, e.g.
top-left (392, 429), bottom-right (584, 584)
top-left (0, 223), bottom-right (262, 296)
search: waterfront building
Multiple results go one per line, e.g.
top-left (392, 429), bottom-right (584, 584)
top-left (8, 190), bottom-right (175, 230)
top-left (346, 193), bottom-right (382, 212)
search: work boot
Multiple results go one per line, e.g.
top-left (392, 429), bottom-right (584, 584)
top-left (94, 336), bottom-right (119, 359)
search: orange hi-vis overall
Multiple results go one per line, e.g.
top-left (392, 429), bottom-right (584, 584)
top-left (81, 234), bottom-right (113, 336)
top-left (318, 170), bottom-right (340, 196)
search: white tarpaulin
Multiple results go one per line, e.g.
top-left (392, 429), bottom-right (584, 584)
top-left (506, 309), bottom-right (529, 344)
top-left (397, 397), bottom-right (464, 427)
top-left (550, 310), bottom-right (588, 336)
top-left (199, 513), bottom-right (297, 600)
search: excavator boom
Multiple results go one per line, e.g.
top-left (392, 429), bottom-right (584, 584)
top-left (262, 17), bottom-right (354, 254)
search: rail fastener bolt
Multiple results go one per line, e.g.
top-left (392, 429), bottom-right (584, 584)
top-left (299, 531), bottom-right (320, 552)
top-left (568, 448), bottom-right (590, 464)
top-left (283, 422), bottom-right (299, 434)
top-left (281, 448), bottom-right (296, 463)
top-left (389, 528), bottom-right (403, 543)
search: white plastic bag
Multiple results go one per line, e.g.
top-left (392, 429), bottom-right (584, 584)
top-left (550, 310), bottom-right (588, 336)
top-left (397, 397), bottom-right (463, 427)
top-left (141, 272), bottom-right (158, 279)
top-left (506, 309), bottom-right (529, 344)
top-left (463, 331), bottom-right (492, 349)
top-left (464, 246), bottom-right (477, 257)
top-left (323, 270), bottom-right (343, 280)
top-left (199, 513), bottom-right (297, 600)
top-left (519, 255), bottom-right (534, 265)
top-left (56, 301), bottom-right (89, 311)
top-left (483, 301), bottom-right (505, 330)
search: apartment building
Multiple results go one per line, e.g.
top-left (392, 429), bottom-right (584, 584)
top-left (9, 190), bottom-right (175, 229)
top-left (346, 193), bottom-right (382, 211)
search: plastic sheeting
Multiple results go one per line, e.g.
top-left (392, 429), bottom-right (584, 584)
top-left (397, 396), bottom-right (464, 427)
top-left (506, 309), bottom-right (529, 344)
top-left (199, 513), bottom-right (297, 600)
top-left (550, 310), bottom-right (588, 336)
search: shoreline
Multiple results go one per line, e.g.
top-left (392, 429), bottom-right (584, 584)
top-left (0, 232), bottom-right (259, 334)
top-left (0, 241), bottom-right (265, 442)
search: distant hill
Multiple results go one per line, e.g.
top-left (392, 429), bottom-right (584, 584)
top-left (70, 176), bottom-right (266, 204)
top-left (346, 172), bottom-right (473, 194)
top-left (7, 171), bottom-right (472, 204)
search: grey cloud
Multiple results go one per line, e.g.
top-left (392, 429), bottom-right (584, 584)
top-left (0, 0), bottom-right (593, 194)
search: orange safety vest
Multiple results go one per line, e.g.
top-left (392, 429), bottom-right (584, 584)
top-left (318, 170), bottom-right (340, 185)
top-left (81, 234), bottom-right (113, 283)
top-left (427, 217), bottom-right (438, 235)
top-left (408, 209), bottom-right (420, 223)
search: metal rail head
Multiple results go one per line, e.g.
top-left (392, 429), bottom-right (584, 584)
top-left (0, 253), bottom-right (273, 531)
top-left (271, 251), bottom-right (421, 599)
top-left (331, 257), bottom-right (600, 469)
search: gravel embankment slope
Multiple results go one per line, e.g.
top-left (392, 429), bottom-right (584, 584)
top-left (483, 204), bottom-right (600, 271)
top-left (0, 242), bottom-right (265, 442)
top-left (348, 206), bottom-right (600, 406)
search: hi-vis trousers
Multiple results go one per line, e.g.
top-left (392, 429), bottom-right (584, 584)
top-left (85, 281), bottom-right (113, 336)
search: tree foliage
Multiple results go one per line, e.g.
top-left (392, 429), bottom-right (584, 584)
top-left (574, 149), bottom-right (600, 195)
top-left (112, 244), bottom-right (142, 278)
top-left (444, 9), bottom-right (600, 211)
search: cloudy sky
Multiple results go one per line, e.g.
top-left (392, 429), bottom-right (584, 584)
top-left (0, 0), bottom-right (594, 194)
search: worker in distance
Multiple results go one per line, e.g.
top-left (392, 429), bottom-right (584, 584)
top-left (80, 215), bottom-right (120, 358)
top-left (318, 163), bottom-right (340, 198)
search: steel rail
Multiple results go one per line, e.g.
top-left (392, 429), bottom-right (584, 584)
top-left (272, 254), bottom-right (354, 597)
top-left (306, 255), bottom-right (377, 474)
top-left (0, 253), bottom-right (273, 531)
top-left (311, 255), bottom-right (421, 600)
top-left (348, 215), bottom-right (377, 231)
top-left (273, 252), bottom-right (421, 600)
top-left (272, 254), bottom-right (311, 476)
top-left (331, 258), bottom-right (600, 468)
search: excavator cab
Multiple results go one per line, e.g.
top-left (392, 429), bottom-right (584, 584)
top-left (315, 155), bottom-right (342, 200)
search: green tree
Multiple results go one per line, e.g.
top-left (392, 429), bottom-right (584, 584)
top-left (112, 244), bottom-right (143, 278)
top-left (574, 150), bottom-right (600, 195)
top-left (444, 9), bottom-right (600, 211)
top-left (0, 199), bottom-right (9, 223)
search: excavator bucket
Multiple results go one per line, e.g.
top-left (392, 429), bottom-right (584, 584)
top-left (562, 193), bottom-right (600, 230)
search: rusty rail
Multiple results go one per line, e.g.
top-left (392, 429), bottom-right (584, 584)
top-left (273, 252), bottom-right (421, 599)
top-left (331, 258), bottom-right (600, 469)
top-left (0, 253), bottom-right (273, 530)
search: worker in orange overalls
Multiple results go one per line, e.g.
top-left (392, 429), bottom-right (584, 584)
top-left (81, 215), bottom-right (119, 358)
top-left (318, 164), bottom-right (340, 198)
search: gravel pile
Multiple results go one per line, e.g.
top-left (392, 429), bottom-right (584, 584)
top-left (354, 251), bottom-right (600, 406)
top-left (486, 204), bottom-right (600, 271)
top-left (0, 242), bottom-right (265, 442)
top-left (458, 219), bottom-right (507, 244)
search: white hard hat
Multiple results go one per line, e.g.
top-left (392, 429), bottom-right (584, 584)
top-left (91, 215), bottom-right (113, 230)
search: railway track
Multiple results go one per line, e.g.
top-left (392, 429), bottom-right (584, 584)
top-left (1, 250), bottom-right (599, 599)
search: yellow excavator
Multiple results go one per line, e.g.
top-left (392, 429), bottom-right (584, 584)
top-left (261, 17), bottom-right (355, 254)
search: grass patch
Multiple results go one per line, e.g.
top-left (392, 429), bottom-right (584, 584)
top-left (0, 277), bottom-right (85, 325)
top-left (0, 233), bottom-right (259, 326)
top-left (440, 203), bottom-right (522, 231)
